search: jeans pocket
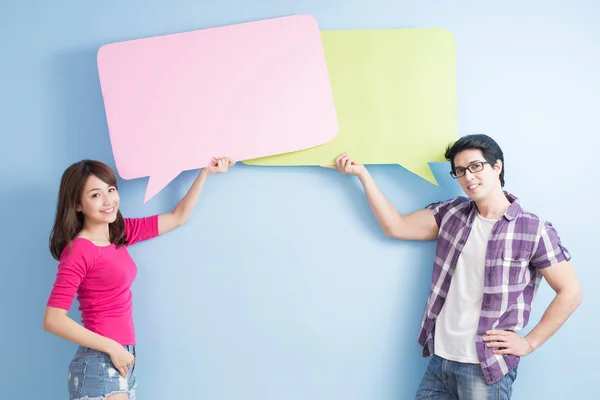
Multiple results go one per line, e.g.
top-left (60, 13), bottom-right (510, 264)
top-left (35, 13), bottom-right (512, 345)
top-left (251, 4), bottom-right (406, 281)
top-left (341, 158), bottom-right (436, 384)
top-left (68, 361), bottom-right (87, 399)
top-left (498, 367), bottom-right (518, 399)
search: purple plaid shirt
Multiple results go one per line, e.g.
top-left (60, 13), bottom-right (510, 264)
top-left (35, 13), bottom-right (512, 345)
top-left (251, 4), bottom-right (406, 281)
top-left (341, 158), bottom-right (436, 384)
top-left (418, 191), bottom-right (571, 384)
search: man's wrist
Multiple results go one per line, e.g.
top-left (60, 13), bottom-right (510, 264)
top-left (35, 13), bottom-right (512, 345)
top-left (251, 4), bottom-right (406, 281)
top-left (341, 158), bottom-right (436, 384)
top-left (524, 335), bottom-right (538, 352)
top-left (357, 169), bottom-right (370, 182)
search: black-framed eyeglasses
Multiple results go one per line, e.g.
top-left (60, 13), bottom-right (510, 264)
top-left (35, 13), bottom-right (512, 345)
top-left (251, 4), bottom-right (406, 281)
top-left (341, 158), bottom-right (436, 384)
top-left (450, 161), bottom-right (490, 179)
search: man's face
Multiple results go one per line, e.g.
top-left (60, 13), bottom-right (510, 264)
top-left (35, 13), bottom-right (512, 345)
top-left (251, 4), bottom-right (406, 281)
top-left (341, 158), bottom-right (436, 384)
top-left (452, 149), bottom-right (502, 202)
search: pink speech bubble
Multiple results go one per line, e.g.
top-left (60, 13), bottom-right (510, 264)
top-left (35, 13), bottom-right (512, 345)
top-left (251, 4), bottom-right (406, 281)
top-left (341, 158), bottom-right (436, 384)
top-left (97, 15), bottom-right (338, 202)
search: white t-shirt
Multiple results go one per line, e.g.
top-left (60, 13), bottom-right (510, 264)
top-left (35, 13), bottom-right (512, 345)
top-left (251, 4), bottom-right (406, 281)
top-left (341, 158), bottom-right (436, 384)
top-left (434, 212), bottom-right (496, 363)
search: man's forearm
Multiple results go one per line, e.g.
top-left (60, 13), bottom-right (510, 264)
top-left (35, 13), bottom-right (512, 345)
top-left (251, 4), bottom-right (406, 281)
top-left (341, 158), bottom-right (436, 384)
top-left (525, 289), bottom-right (582, 350)
top-left (358, 170), bottom-right (404, 237)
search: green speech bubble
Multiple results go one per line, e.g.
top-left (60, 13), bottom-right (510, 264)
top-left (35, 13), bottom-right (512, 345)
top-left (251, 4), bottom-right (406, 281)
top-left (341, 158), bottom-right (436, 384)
top-left (243, 27), bottom-right (457, 185)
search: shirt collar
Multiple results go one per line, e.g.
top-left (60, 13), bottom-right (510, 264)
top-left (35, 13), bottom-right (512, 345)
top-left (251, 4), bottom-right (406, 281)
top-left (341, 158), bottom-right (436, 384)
top-left (468, 190), bottom-right (521, 221)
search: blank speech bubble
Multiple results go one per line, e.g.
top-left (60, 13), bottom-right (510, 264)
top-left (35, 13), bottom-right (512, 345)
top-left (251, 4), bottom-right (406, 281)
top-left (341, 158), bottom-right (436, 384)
top-left (97, 15), bottom-right (338, 202)
top-left (244, 28), bottom-right (457, 185)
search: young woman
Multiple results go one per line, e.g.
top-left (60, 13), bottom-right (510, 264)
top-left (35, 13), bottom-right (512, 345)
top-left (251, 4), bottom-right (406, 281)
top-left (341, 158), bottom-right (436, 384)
top-left (44, 157), bottom-right (234, 400)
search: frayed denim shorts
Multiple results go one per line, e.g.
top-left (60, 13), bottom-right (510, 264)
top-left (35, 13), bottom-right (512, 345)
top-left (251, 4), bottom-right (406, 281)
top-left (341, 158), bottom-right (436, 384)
top-left (68, 345), bottom-right (136, 400)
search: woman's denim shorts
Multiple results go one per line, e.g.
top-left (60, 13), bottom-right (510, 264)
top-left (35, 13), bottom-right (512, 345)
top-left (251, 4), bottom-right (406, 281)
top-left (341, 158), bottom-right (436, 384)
top-left (67, 345), bottom-right (137, 400)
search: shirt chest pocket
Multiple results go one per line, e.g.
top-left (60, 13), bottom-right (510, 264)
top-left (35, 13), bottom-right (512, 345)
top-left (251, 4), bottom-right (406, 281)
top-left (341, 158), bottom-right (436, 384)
top-left (502, 249), bottom-right (532, 285)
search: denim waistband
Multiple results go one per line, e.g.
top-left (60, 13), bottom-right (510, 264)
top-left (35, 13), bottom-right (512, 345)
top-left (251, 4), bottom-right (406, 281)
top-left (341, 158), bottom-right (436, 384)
top-left (77, 344), bottom-right (136, 356)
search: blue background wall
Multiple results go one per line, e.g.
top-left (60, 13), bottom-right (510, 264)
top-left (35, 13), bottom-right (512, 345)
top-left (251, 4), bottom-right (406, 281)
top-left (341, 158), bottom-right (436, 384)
top-left (1, 1), bottom-right (597, 398)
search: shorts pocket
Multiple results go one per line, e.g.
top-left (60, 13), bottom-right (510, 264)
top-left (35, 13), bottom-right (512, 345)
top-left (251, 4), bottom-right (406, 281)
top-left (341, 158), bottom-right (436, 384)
top-left (68, 361), bottom-right (87, 399)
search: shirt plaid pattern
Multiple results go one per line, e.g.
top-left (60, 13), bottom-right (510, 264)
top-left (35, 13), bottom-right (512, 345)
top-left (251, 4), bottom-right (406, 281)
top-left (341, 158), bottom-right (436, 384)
top-left (418, 192), bottom-right (571, 384)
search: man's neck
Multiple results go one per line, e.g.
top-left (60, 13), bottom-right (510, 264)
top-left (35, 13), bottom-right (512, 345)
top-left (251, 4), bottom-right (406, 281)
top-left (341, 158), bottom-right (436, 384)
top-left (475, 188), bottom-right (511, 220)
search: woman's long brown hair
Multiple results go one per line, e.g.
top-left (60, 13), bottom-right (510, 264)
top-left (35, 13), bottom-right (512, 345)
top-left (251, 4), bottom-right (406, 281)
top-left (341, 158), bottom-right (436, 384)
top-left (49, 160), bottom-right (126, 260)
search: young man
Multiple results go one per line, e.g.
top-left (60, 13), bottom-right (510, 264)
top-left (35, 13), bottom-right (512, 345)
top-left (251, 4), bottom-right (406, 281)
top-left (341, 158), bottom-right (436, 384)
top-left (328, 134), bottom-right (582, 399)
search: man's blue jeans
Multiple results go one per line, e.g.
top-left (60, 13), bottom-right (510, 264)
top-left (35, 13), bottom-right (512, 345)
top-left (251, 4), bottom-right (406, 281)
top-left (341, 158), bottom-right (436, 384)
top-left (416, 355), bottom-right (518, 399)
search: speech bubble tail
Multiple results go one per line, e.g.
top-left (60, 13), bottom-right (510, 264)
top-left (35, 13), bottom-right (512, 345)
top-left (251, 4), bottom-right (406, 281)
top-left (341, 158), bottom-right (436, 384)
top-left (400, 161), bottom-right (439, 186)
top-left (144, 171), bottom-right (179, 203)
